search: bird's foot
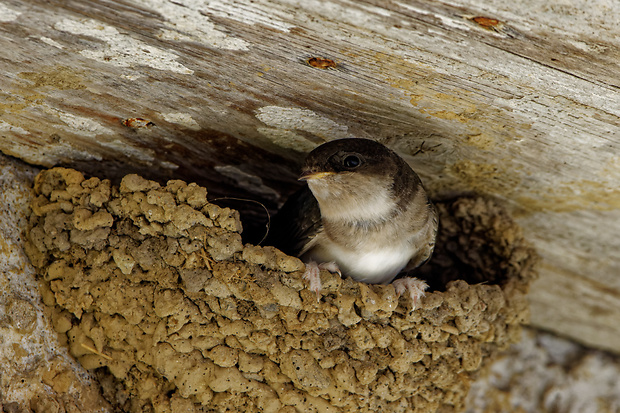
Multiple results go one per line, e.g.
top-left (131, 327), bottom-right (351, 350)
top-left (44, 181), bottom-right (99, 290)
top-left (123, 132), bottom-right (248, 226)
top-left (302, 261), bottom-right (341, 301)
top-left (392, 277), bottom-right (429, 310)
top-left (317, 261), bottom-right (342, 276)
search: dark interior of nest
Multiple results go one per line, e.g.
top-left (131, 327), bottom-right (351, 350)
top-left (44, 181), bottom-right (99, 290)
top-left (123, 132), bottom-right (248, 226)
top-left (217, 194), bottom-right (536, 294)
top-left (413, 196), bottom-right (535, 292)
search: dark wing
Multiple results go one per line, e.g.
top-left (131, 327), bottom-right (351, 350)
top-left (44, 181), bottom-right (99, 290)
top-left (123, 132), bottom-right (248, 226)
top-left (264, 186), bottom-right (322, 257)
top-left (404, 199), bottom-right (439, 271)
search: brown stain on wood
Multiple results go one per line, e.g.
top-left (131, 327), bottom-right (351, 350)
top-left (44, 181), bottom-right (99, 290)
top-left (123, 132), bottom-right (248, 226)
top-left (18, 66), bottom-right (87, 90)
top-left (470, 16), bottom-right (502, 29)
top-left (306, 57), bottom-right (338, 69)
top-left (518, 181), bottom-right (620, 213)
top-left (121, 118), bottom-right (155, 129)
top-left (450, 160), bottom-right (521, 195)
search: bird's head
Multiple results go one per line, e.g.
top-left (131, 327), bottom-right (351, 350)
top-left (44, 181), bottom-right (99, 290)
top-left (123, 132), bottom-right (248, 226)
top-left (300, 138), bottom-right (414, 222)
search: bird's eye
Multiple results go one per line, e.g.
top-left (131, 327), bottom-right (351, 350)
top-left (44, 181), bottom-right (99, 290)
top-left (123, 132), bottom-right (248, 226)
top-left (343, 155), bottom-right (361, 168)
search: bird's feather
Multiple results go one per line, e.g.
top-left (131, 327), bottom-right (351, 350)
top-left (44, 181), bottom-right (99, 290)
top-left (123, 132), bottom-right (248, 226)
top-left (265, 186), bottom-right (322, 257)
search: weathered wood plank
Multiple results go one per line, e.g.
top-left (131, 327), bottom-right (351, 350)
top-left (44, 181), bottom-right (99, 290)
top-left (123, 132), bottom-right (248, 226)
top-left (0, 0), bottom-right (619, 351)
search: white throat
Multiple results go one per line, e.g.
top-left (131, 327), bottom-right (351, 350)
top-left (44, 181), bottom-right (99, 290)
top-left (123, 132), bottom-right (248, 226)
top-left (307, 178), bottom-right (395, 223)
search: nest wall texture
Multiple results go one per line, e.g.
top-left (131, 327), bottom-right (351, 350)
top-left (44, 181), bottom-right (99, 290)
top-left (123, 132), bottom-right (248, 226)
top-left (24, 168), bottom-right (537, 413)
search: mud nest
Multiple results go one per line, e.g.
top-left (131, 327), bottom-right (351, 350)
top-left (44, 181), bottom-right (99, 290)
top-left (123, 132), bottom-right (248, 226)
top-left (25, 168), bottom-right (537, 413)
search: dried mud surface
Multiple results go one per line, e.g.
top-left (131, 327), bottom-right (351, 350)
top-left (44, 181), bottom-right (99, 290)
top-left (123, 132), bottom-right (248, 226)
top-left (0, 158), bottom-right (110, 413)
top-left (24, 168), bottom-right (537, 412)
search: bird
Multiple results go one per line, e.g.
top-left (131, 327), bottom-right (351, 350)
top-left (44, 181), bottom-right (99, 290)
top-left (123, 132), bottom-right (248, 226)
top-left (266, 138), bottom-right (438, 308)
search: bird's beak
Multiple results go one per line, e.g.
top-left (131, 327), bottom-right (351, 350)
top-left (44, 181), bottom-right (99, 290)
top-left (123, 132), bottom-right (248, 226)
top-left (299, 171), bottom-right (335, 181)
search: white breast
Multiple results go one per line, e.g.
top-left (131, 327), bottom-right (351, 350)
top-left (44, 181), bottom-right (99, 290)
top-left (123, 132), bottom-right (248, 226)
top-left (307, 241), bottom-right (413, 285)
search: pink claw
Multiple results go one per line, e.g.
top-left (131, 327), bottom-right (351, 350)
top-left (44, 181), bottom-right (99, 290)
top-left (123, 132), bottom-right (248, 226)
top-left (393, 277), bottom-right (429, 310)
top-left (302, 261), bottom-right (341, 301)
